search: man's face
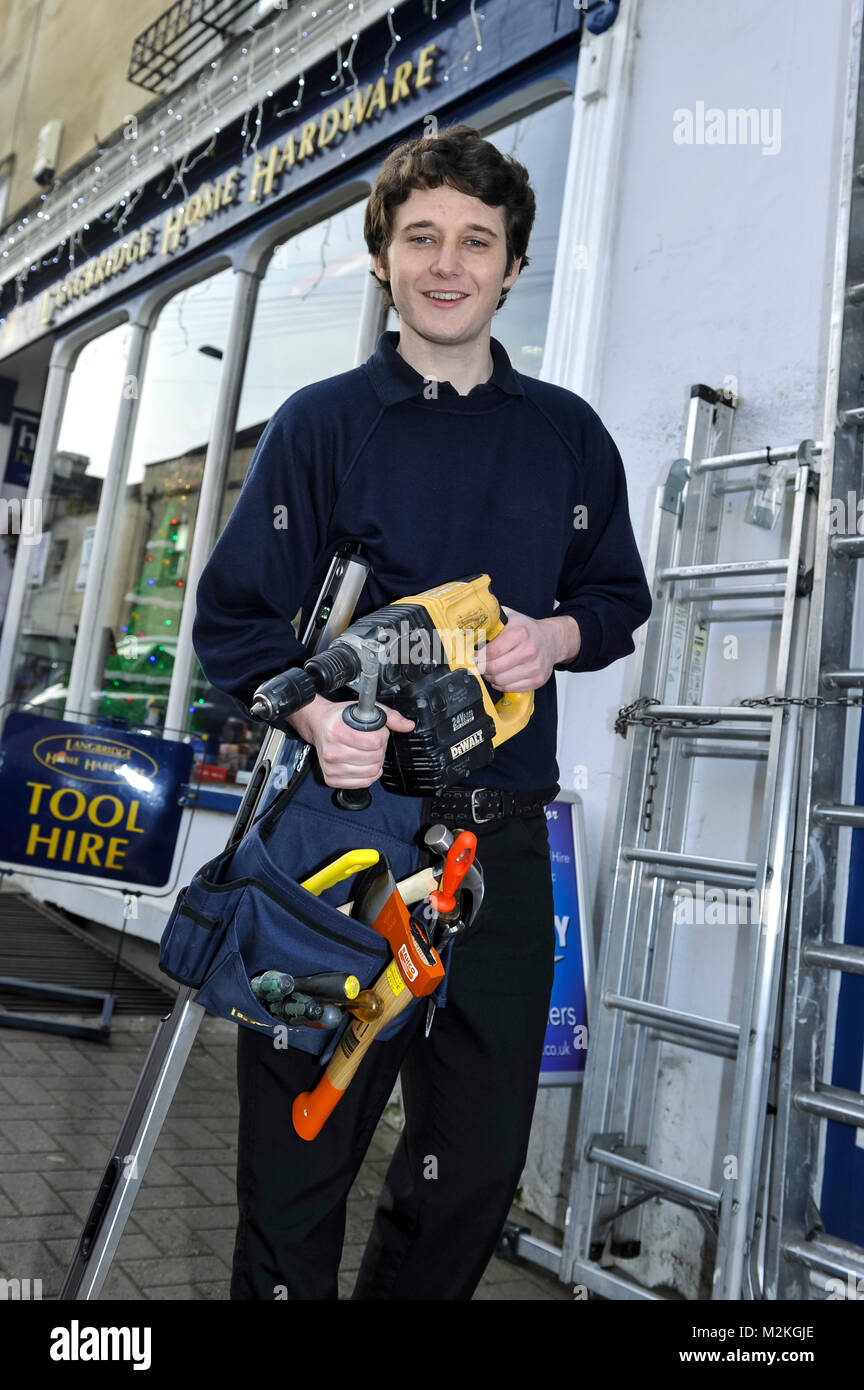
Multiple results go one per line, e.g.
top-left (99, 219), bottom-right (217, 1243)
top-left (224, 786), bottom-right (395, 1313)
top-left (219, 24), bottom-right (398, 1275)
top-left (373, 183), bottom-right (521, 345)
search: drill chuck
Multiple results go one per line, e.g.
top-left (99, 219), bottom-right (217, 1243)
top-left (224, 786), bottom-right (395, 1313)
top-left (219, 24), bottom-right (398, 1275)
top-left (250, 667), bottom-right (318, 722)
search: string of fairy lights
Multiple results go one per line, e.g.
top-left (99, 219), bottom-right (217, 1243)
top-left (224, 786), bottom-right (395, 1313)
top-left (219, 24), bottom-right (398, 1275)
top-left (0, 0), bottom-right (489, 326)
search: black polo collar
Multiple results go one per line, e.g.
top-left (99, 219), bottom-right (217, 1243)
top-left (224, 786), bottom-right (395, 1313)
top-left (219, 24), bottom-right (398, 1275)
top-left (365, 329), bottom-right (525, 406)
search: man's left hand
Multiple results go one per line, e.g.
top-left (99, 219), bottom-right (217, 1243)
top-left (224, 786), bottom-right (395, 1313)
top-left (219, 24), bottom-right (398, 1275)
top-left (478, 608), bottom-right (582, 692)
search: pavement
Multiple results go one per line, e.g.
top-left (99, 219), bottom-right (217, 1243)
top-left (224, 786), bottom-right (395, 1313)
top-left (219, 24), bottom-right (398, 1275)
top-left (0, 1012), bottom-right (573, 1301)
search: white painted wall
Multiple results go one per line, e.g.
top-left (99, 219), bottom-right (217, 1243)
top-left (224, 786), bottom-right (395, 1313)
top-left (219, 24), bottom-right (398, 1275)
top-left (522, 0), bottom-right (856, 1295)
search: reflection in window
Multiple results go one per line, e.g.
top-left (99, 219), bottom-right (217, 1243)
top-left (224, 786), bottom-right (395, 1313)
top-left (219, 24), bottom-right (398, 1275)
top-left (97, 271), bottom-right (234, 732)
top-left (8, 323), bottom-right (132, 714)
top-left (385, 96), bottom-right (572, 379)
top-left (188, 202), bottom-right (369, 785)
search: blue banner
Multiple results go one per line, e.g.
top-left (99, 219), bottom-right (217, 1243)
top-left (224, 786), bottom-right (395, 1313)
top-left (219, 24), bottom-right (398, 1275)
top-left (541, 797), bottom-right (591, 1083)
top-left (4, 413), bottom-right (38, 487)
top-left (820, 714), bottom-right (864, 1249)
top-left (0, 712), bottom-right (193, 888)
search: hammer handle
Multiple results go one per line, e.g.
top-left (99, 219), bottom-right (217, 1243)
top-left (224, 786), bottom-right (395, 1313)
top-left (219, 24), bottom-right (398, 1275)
top-left (292, 958), bottom-right (413, 1140)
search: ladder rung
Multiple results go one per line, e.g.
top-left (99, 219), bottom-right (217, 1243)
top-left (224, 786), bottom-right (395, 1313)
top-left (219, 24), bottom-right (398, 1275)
top-left (604, 993), bottom-right (740, 1044)
top-left (693, 444), bottom-right (803, 473)
top-left (674, 582), bottom-right (789, 602)
top-left (830, 534), bottom-right (864, 558)
top-left (813, 803), bottom-right (864, 829)
top-left (659, 559), bottom-right (789, 582)
top-left (662, 725), bottom-right (771, 742)
top-left (569, 1260), bottom-right (664, 1300)
top-left (624, 847), bottom-right (758, 886)
top-left (793, 1083), bottom-right (864, 1128)
top-left (634, 704), bottom-right (773, 723)
top-left (586, 1145), bottom-right (720, 1212)
top-left (712, 477), bottom-right (796, 495)
top-left (840, 404), bottom-right (864, 425)
top-left (647, 1025), bottom-right (737, 1061)
top-left (802, 942), bottom-right (864, 975)
top-left (845, 281), bottom-right (864, 304)
top-left (681, 743), bottom-right (768, 762)
top-left (699, 606), bottom-right (785, 623)
top-left (783, 1234), bottom-right (864, 1282)
top-left (821, 668), bottom-right (864, 688)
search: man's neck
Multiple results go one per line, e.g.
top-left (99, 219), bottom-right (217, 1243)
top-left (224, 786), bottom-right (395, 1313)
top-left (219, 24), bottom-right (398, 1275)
top-left (395, 324), bottom-right (494, 397)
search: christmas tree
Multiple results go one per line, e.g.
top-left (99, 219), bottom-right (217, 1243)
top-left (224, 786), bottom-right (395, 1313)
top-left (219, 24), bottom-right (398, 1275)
top-left (99, 502), bottom-right (188, 727)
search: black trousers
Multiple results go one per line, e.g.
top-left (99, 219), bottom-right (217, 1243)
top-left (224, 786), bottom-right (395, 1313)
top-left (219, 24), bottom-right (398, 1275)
top-left (230, 812), bottom-right (556, 1301)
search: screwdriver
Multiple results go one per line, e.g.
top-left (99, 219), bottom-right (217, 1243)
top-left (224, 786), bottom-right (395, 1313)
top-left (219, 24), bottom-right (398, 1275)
top-left (250, 970), bottom-right (295, 1008)
top-left (292, 972), bottom-right (360, 1002)
top-left (279, 993), bottom-right (342, 1028)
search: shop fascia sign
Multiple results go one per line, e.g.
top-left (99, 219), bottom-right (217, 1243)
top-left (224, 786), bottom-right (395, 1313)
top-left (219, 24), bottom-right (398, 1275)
top-left (37, 41), bottom-right (437, 330)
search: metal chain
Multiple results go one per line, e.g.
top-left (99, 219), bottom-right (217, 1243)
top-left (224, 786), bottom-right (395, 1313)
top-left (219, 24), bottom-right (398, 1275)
top-left (738, 694), bottom-right (864, 710)
top-left (615, 697), bottom-right (724, 737)
top-left (643, 727), bottom-right (661, 833)
top-left (616, 692), bottom-right (864, 738)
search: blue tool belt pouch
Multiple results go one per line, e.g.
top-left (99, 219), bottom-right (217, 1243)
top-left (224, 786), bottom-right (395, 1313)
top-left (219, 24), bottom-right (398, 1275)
top-left (159, 745), bottom-right (446, 1061)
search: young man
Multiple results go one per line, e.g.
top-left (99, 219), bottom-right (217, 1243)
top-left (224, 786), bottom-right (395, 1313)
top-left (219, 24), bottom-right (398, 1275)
top-left (193, 124), bottom-right (651, 1300)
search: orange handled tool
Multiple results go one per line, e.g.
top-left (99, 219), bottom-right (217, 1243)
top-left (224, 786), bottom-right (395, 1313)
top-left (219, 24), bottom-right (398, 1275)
top-left (429, 830), bottom-right (476, 917)
top-left (292, 836), bottom-right (477, 1141)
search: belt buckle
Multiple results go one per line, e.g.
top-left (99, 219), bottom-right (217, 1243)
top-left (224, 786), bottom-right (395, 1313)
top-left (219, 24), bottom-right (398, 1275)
top-left (470, 788), bottom-right (501, 824)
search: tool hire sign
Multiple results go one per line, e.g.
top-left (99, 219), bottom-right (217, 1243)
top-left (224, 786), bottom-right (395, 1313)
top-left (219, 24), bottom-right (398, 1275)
top-left (0, 712), bottom-right (193, 889)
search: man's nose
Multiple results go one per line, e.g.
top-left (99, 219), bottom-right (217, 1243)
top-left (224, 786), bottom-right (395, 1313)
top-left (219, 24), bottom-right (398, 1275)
top-left (428, 239), bottom-right (464, 275)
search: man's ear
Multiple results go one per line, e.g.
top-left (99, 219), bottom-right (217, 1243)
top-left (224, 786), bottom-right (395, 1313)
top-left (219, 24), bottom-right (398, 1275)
top-left (372, 250), bottom-right (389, 283)
top-left (503, 255), bottom-right (523, 290)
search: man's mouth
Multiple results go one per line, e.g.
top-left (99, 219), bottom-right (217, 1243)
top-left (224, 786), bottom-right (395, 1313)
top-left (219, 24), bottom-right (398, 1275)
top-left (422, 291), bottom-right (469, 302)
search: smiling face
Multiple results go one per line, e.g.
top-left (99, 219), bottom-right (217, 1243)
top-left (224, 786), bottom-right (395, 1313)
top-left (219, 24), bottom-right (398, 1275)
top-left (372, 183), bottom-right (522, 347)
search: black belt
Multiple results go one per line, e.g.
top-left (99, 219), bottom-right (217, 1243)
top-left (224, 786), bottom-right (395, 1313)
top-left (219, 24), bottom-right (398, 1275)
top-left (426, 784), bottom-right (560, 826)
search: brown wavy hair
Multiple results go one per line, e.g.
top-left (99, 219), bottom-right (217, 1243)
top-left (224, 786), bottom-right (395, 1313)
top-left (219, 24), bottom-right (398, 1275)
top-left (364, 123), bottom-right (536, 313)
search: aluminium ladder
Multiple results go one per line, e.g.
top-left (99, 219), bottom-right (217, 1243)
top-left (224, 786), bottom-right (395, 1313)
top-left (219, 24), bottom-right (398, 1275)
top-left (761, 43), bottom-right (864, 1299)
top-left (561, 382), bottom-right (820, 1300)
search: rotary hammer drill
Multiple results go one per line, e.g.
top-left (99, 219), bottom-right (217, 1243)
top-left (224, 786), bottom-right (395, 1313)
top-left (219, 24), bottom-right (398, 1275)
top-left (250, 573), bottom-right (534, 800)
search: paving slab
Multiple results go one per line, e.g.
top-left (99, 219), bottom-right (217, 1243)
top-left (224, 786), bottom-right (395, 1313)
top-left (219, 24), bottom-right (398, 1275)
top-left (0, 1012), bottom-right (571, 1301)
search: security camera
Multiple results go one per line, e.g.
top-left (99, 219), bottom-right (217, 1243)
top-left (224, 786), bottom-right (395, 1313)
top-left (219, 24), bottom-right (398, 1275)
top-left (33, 120), bottom-right (63, 186)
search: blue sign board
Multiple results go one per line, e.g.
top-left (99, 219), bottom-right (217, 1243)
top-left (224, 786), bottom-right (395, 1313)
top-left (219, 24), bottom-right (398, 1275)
top-left (4, 413), bottom-right (38, 487)
top-left (820, 716), bottom-right (864, 1249)
top-left (0, 712), bottom-right (193, 889)
top-left (541, 795), bottom-right (592, 1084)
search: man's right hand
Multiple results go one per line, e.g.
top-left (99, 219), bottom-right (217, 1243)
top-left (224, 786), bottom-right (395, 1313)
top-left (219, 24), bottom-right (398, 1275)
top-left (287, 695), bottom-right (415, 789)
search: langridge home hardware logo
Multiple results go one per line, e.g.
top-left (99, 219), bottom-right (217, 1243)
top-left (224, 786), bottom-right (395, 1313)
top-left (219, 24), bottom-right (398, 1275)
top-left (37, 41), bottom-right (438, 328)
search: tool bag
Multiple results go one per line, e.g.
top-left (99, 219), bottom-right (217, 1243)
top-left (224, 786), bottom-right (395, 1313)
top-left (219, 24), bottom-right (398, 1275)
top-left (159, 743), bottom-right (447, 1062)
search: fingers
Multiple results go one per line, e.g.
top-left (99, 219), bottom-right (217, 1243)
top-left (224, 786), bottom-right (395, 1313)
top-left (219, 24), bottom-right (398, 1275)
top-left (384, 707), bottom-right (416, 733)
top-left (317, 702), bottom-right (414, 788)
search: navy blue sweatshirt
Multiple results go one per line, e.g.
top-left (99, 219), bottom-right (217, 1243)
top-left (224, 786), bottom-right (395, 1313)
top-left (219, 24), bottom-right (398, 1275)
top-left (192, 330), bottom-right (652, 790)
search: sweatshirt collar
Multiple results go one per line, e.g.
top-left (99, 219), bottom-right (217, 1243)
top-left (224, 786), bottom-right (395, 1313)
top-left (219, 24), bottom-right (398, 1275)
top-left (366, 329), bottom-right (524, 406)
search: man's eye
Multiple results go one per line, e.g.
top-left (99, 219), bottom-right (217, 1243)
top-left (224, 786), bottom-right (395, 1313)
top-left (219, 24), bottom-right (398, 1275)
top-left (409, 236), bottom-right (432, 244)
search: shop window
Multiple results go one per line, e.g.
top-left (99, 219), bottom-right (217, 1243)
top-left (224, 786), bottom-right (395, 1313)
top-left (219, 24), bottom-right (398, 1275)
top-left (8, 323), bottom-right (132, 714)
top-left (385, 96), bottom-right (573, 378)
top-left (96, 269), bottom-right (234, 733)
top-left (187, 201), bottom-right (369, 787)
